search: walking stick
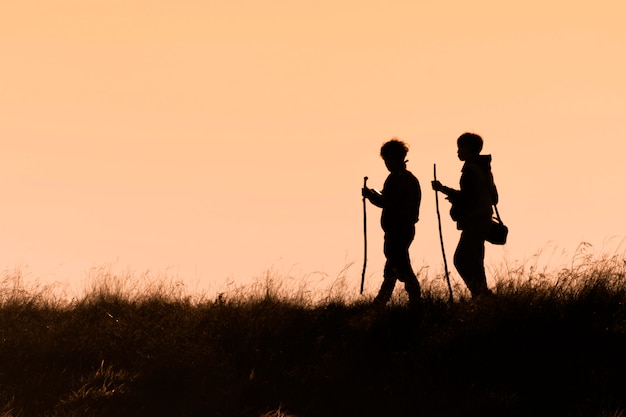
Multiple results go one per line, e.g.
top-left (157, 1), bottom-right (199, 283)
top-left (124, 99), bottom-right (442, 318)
top-left (434, 164), bottom-right (453, 303)
top-left (360, 176), bottom-right (368, 295)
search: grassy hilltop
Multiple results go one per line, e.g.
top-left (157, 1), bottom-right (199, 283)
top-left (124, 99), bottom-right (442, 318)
top-left (1, 253), bottom-right (626, 417)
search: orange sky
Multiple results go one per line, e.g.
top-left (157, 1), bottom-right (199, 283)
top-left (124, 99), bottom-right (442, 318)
top-left (1, 0), bottom-right (625, 297)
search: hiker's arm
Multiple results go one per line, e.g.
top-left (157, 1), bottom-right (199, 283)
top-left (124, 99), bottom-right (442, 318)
top-left (362, 187), bottom-right (384, 208)
top-left (432, 181), bottom-right (459, 198)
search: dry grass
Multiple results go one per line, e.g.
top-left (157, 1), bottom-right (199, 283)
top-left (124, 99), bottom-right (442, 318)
top-left (1, 249), bottom-right (626, 417)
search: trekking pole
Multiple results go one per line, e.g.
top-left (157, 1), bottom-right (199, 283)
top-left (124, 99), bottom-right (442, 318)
top-left (434, 164), bottom-right (453, 303)
top-left (360, 176), bottom-right (368, 295)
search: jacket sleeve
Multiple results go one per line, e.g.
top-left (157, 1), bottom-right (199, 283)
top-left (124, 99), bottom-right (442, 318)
top-left (367, 190), bottom-right (385, 208)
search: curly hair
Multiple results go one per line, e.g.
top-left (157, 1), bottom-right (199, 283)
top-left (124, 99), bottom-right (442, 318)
top-left (380, 138), bottom-right (409, 161)
top-left (457, 132), bottom-right (483, 154)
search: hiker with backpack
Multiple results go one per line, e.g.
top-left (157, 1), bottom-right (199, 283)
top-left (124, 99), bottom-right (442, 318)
top-left (431, 132), bottom-right (498, 299)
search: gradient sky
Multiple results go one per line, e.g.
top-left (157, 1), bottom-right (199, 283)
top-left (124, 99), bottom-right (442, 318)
top-left (1, 0), bottom-right (625, 297)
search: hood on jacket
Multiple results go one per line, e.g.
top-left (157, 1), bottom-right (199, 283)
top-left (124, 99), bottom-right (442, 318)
top-left (475, 154), bottom-right (492, 173)
top-left (465, 154), bottom-right (498, 205)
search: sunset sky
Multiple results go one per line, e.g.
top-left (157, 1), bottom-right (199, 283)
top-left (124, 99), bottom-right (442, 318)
top-left (1, 0), bottom-right (625, 296)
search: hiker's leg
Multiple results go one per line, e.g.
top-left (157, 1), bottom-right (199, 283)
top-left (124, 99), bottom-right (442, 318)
top-left (373, 234), bottom-right (404, 306)
top-left (398, 249), bottom-right (421, 304)
top-left (386, 227), bottom-right (421, 304)
top-left (404, 277), bottom-right (422, 308)
top-left (454, 230), bottom-right (488, 298)
top-left (374, 272), bottom-right (397, 306)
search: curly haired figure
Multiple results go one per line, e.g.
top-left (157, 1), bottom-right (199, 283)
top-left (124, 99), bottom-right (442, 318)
top-left (362, 139), bottom-right (422, 310)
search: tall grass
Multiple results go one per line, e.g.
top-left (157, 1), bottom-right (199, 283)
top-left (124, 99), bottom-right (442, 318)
top-left (1, 250), bottom-right (625, 417)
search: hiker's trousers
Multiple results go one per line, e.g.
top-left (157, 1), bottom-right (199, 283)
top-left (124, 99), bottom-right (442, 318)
top-left (454, 217), bottom-right (491, 298)
top-left (375, 225), bottom-right (421, 305)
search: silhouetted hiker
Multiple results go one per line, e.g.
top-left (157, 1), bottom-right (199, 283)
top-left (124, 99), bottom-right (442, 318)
top-left (362, 139), bottom-right (422, 309)
top-left (431, 132), bottom-right (497, 298)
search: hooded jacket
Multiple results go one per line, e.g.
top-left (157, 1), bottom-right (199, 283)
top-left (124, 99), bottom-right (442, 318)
top-left (448, 155), bottom-right (498, 230)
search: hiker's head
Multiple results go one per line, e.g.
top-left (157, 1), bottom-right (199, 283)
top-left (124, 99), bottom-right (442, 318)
top-left (380, 138), bottom-right (408, 172)
top-left (457, 132), bottom-right (483, 161)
